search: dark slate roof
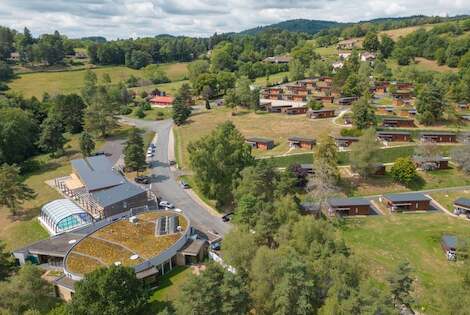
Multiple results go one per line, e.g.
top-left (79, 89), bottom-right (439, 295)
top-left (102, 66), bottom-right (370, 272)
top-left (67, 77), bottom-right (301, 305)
top-left (328, 197), bottom-right (370, 207)
top-left (14, 232), bottom-right (85, 257)
top-left (334, 136), bottom-right (359, 141)
top-left (454, 197), bottom-right (470, 208)
top-left (91, 181), bottom-right (146, 208)
top-left (246, 137), bottom-right (274, 144)
top-left (383, 117), bottom-right (413, 121)
top-left (310, 109), bottom-right (335, 113)
top-left (71, 156), bottom-right (124, 191)
top-left (383, 192), bottom-right (431, 203)
top-left (377, 131), bottom-right (411, 135)
top-left (288, 136), bottom-right (316, 143)
top-left (178, 239), bottom-right (207, 256)
top-left (420, 131), bottom-right (456, 136)
top-left (442, 235), bottom-right (457, 249)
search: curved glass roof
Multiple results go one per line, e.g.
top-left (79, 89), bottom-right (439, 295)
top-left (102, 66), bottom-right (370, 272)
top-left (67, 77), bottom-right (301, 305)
top-left (41, 199), bottom-right (93, 233)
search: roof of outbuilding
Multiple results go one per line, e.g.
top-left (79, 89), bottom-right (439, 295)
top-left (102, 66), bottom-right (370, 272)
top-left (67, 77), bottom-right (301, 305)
top-left (442, 235), bottom-right (457, 249)
top-left (71, 156), bottom-right (124, 191)
top-left (454, 197), bottom-right (470, 208)
top-left (91, 181), bottom-right (146, 208)
top-left (246, 137), bottom-right (274, 144)
top-left (328, 197), bottom-right (370, 207)
top-left (383, 192), bottom-right (431, 203)
top-left (288, 136), bottom-right (316, 143)
top-left (377, 131), bottom-right (411, 135)
top-left (420, 131), bottom-right (456, 136)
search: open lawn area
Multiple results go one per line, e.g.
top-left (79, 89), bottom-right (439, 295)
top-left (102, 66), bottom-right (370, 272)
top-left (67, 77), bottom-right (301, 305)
top-left (174, 106), bottom-right (342, 169)
top-left (9, 63), bottom-right (189, 98)
top-left (340, 166), bottom-right (470, 197)
top-left (130, 80), bottom-right (189, 96)
top-left (254, 71), bottom-right (288, 87)
top-left (149, 266), bottom-right (193, 312)
top-left (430, 189), bottom-right (470, 212)
top-left (340, 212), bottom-right (470, 314)
top-left (0, 125), bottom-right (132, 251)
top-left (128, 107), bottom-right (172, 121)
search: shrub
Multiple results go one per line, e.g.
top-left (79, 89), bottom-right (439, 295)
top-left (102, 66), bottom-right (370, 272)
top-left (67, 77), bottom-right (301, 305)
top-left (134, 107), bottom-right (145, 118)
top-left (340, 128), bottom-right (363, 137)
top-left (142, 102), bottom-right (151, 111)
top-left (119, 106), bottom-right (132, 115)
top-left (390, 157), bottom-right (417, 185)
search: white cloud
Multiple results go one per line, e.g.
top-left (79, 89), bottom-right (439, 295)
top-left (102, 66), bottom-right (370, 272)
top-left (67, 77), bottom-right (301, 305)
top-left (0, 0), bottom-right (469, 39)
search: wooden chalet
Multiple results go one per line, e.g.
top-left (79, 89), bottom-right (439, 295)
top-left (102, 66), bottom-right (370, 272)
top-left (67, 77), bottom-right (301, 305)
top-left (327, 197), bottom-right (371, 216)
top-left (246, 138), bottom-right (274, 150)
top-left (395, 82), bottom-right (414, 90)
top-left (381, 193), bottom-right (431, 212)
top-left (413, 156), bottom-right (449, 170)
top-left (288, 137), bottom-right (316, 149)
top-left (376, 105), bottom-right (396, 115)
top-left (454, 198), bottom-right (470, 215)
top-left (399, 108), bottom-right (417, 117)
top-left (392, 91), bottom-right (413, 106)
top-left (149, 95), bottom-right (174, 107)
top-left (374, 81), bottom-right (389, 94)
top-left (457, 101), bottom-right (469, 110)
top-left (420, 132), bottom-right (457, 143)
top-left (382, 117), bottom-right (415, 128)
top-left (307, 109), bottom-right (336, 119)
top-left (338, 96), bottom-right (358, 105)
top-left (377, 131), bottom-right (411, 142)
top-left (334, 136), bottom-right (359, 148)
top-left (314, 95), bottom-right (334, 105)
top-left (283, 106), bottom-right (308, 115)
top-left (337, 39), bottom-right (360, 50)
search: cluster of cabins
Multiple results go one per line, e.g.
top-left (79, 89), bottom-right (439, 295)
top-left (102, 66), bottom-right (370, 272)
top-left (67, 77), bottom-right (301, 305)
top-left (260, 77), bottom-right (360, 115)
top-left (323, 192), bottom-right (434, 217)
top-left (246, 130), bottom-right (469, 152)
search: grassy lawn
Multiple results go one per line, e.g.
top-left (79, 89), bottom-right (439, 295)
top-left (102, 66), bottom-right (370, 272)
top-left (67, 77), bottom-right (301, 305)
top-left (340, 212), bottom-right (470, 314)
top-left (9, 63), bottom-right (189, 98)
top-left (175, 106), bottom-right (342, 169)
top-left (340, 166), bottom-right (470, 197)
top-left (129, 107), bottom-right (172, 121)
top-left (130, 80), bottom-right (189, 96)
top-left (0, 125), bottom-right (131, 251)
top-left (430, 189), bottom-right (470, 211)
top-left (149, 266), bottom-right (193, 312)
top-left (254, 71), bottom-right (288, 87)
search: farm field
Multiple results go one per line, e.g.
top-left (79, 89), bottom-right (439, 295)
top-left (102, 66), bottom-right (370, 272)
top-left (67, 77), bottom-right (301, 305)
top-left (340, 212), bottom-right (470, 314)
top-left (174, 106), bottom-right (342, 169)
top-left (8, 63), bottom-right (189, 98)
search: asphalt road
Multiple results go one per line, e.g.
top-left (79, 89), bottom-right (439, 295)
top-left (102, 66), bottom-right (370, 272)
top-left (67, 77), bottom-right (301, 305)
top-left (119, 117), bottom-right (232, 237)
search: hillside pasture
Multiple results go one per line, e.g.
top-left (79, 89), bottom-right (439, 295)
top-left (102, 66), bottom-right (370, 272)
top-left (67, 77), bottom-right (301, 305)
top-left (9, 63), bottom-right (189, 98)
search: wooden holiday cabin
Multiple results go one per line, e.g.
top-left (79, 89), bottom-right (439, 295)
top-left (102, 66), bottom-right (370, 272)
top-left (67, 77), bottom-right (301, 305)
top-left (420, 132), bottom-right (457, 143)
top-left (382, 117), bottom-right (415, 128)
top-left (245, 138), bottom-right (274, 150)
top-left (307, 109), bottom-right (336, 119)
top-left (377, 131), bottom-right (412, 142)
top-left (327, 197), bottom-right (371, 216)
top-left (381, 193), bottom-right (431, 212)
top-left (288, 137), bottom-right (316, 149)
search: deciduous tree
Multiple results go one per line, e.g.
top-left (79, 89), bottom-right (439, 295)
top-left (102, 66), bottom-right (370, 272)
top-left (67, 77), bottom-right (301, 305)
top-left (349, 128), bottom-right (380, 177)
top-left (68, 266), bottom-right (149, 315)
top-left (79, 131), bottom-right (95, 157)
top-left (0, 163), bottom-right (36, 215)
top-left (390, 157), bottom-right (417, 186)
top-left (188, 121), bottom-right (254, 206)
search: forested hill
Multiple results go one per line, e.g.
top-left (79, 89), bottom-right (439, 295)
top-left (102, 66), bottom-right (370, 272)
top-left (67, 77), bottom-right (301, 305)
top-left (241, 19), bottom-right (341, 35)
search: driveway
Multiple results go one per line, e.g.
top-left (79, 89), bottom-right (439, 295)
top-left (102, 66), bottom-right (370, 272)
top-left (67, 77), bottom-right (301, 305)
top-left (119, 117), bottom-right (232, 237)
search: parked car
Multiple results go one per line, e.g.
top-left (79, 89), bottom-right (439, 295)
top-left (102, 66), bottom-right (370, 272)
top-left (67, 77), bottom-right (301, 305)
top-left (159, 200), bottom-right (174, 209)
top-left (135, 176), bottom-right (151, 184)
top-left (179, 180), bottom-right (189, 189)
top-left (150, 143), bottom-right (156, 148)
top-left (169, 160), bottom-right (176, 166)
top-left (146, 152), bottom-right (154, 158)
top-left (221, 212), bottom-right (234, 222)
top-left (93, 151), bottom-right (105, 156)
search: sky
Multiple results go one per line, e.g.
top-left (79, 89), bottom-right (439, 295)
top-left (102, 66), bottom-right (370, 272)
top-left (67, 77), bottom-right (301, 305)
top-left (1, 0), bottom-right (469, 39)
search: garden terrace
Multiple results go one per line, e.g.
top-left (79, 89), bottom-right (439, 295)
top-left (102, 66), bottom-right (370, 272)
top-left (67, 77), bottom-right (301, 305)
top-left (65, 211), bottom-right (188, 276)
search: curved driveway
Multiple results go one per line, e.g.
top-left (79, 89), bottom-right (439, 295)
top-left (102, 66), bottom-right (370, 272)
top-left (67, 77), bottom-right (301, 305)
top-left (119, 117), bottom-right (232, 237)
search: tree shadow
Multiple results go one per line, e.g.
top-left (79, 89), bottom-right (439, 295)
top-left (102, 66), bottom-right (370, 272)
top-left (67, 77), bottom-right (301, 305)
top-left (405, 174), bottom-right (426, 191)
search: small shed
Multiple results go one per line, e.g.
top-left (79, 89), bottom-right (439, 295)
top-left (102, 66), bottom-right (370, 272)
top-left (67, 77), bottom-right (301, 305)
top-left (413, 156), bottom-right (449, 170)
top-left (420, 132), bottom-right (457, 143)
top-left (453, 198), bottom-right (470, 215)
top-left (334, 136), bottom-right (359, 148)
top-left (377, 131), bottom-right (411, 142)
top-left (382, 117), bottom-right (415, 128)
top-left (441, 235), bottom-right (457, 261)
top-left (307, 109), bottom-right (336, 119)
top-left (288, 137), bottom-right (316, 149)
top-left (382, 193), bottom-right (431, 212)
top-left (327, 197), bottom-right (371, 216)
top-left (246, 137), bottom-right (274, 150)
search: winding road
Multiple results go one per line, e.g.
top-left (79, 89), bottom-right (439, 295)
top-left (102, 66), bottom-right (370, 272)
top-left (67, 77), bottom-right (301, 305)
top-left (117, 117), bottom-right (232, 238)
